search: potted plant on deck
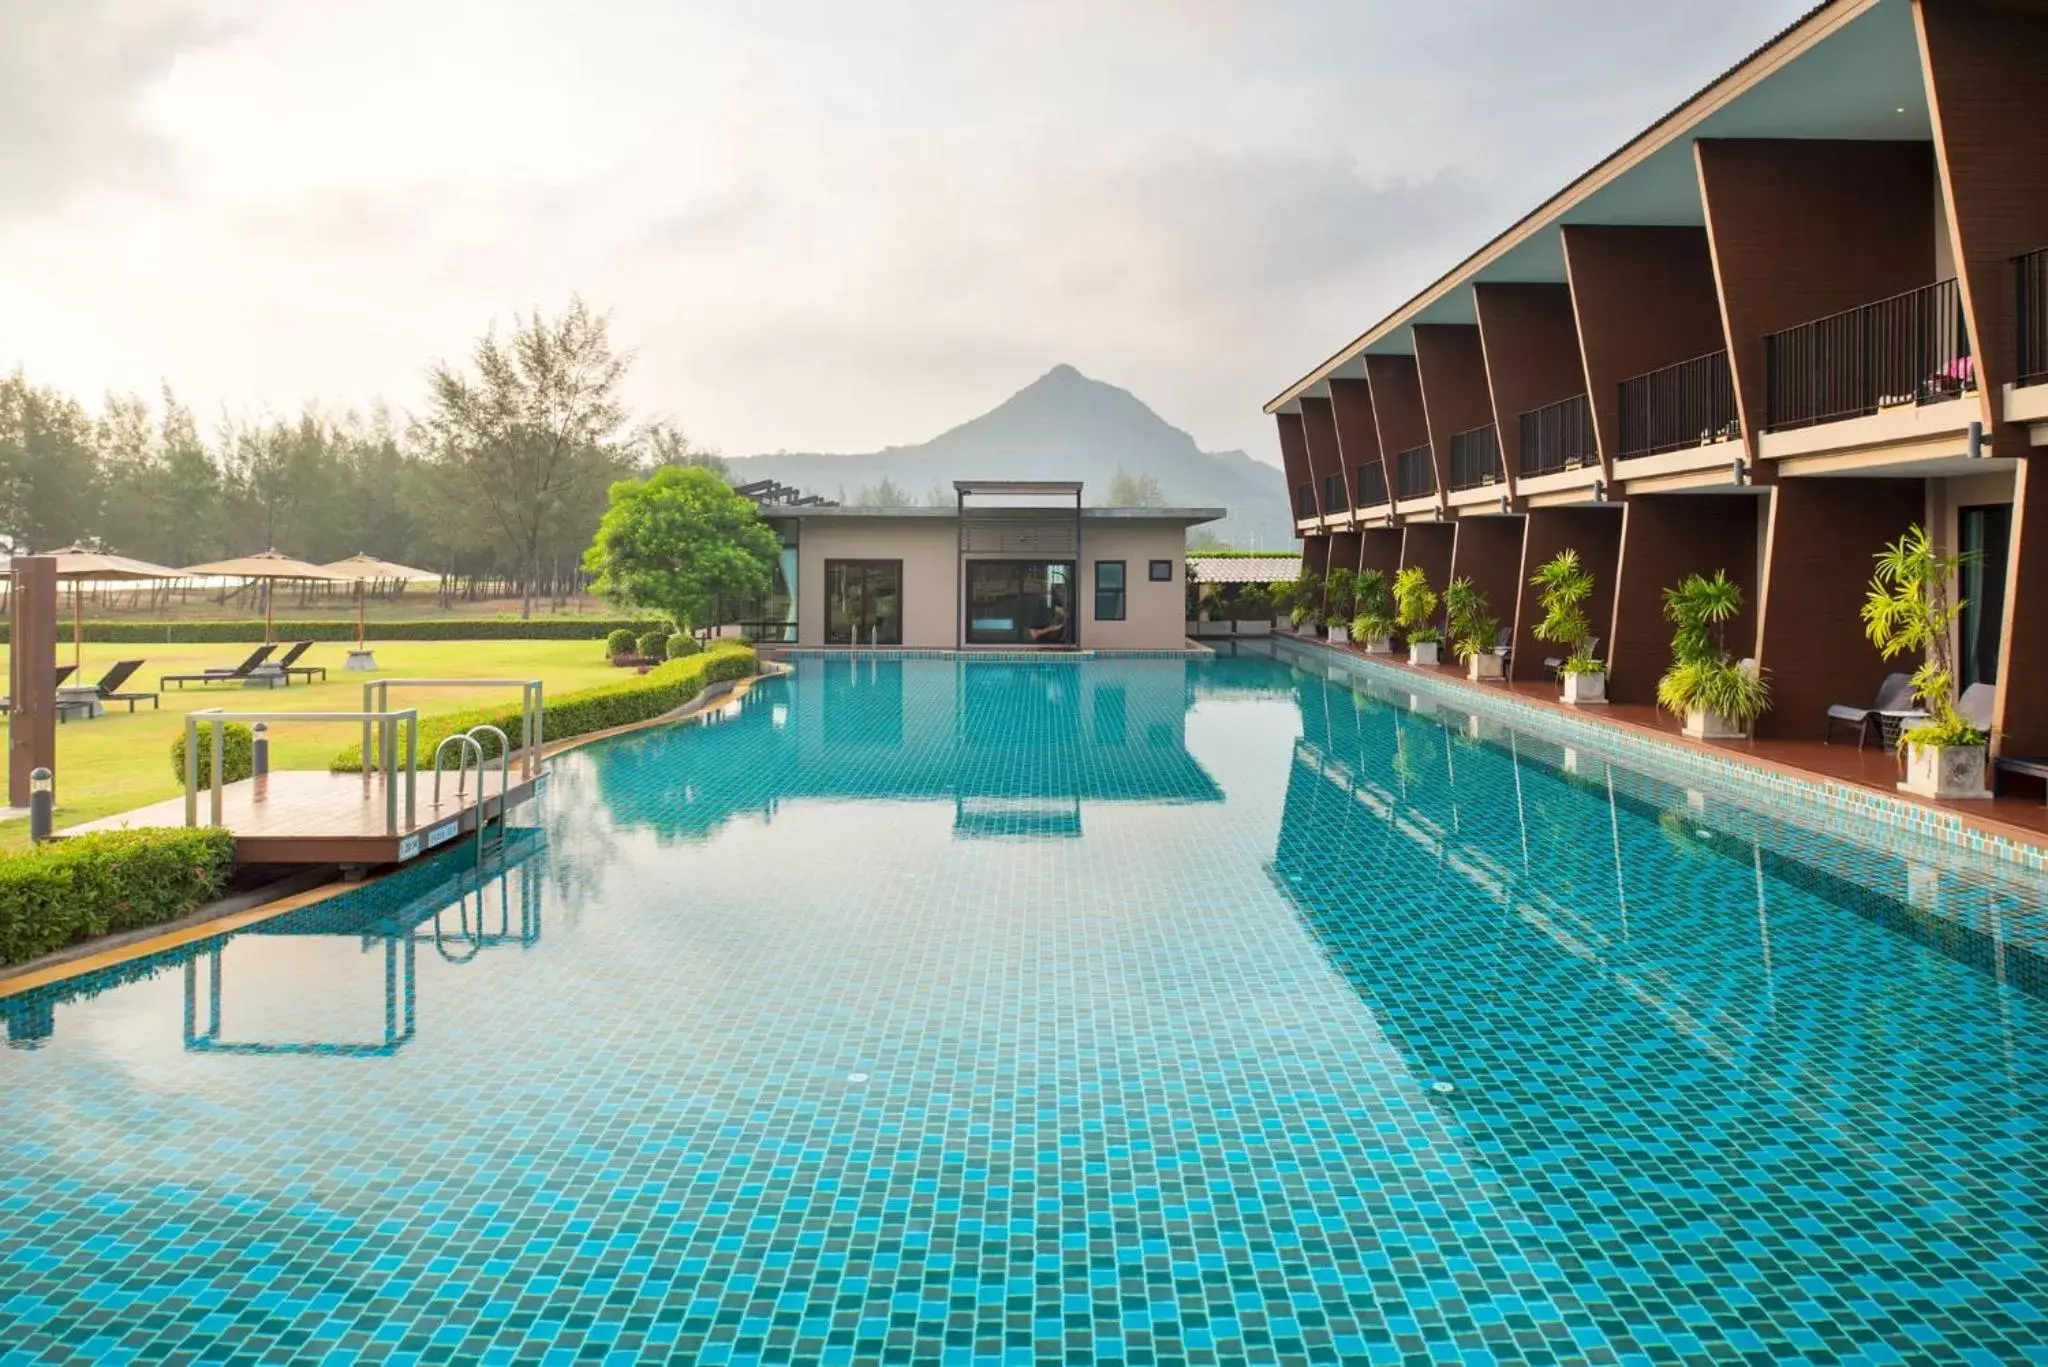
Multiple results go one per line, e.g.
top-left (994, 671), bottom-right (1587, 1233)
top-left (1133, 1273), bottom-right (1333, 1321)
top-left (1861, 524), bottom-right (1991, 799)
top-left (1323, 568), bottom-right (1356, 643)
top-left (1530, 549), bottom-right (1605, 704)
top-left (1445, 577), bottom-right (1503, 682)
top-left (1349, 569), bottom-right (1397, 653)
top-left (1393, 566), bottom-right (1441, 667)
top-left (1655, 571), bottom-right (1770, 738)
top-left (1287, 569), bottom-right (1324, 634)
top-left (1235, 584), bottom-right (1275, 636)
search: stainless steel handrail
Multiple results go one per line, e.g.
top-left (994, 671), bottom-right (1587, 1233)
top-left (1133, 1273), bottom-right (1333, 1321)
top-left (183, 708), bottom-right (418, 834)
top-left (361, 679), bottom-right (545, 777)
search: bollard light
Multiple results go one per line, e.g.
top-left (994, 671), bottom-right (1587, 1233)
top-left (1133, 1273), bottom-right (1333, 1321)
top-left (252, 722), bottom-right (270, 778)
top-left (28, 766), bottom-right (53, 844)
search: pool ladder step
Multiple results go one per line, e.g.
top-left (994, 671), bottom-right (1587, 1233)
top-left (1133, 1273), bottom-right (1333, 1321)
top-left (430, 724), bottom-right (514, 861)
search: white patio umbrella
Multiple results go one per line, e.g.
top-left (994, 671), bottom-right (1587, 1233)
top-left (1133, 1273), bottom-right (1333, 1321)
top-left (321, 553), bottom-right (436, 648)
top-left (2, 546), bottom-right (182, 668)
top-left (180, 549), bottom-right (354, 644)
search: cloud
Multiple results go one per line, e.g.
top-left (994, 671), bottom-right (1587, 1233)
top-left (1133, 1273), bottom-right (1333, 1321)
top-left (0, 0), bottom-right (226, 217)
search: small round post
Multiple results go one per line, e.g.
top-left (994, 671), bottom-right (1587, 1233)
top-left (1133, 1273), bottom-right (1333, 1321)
top-left (28, 767), bottom-right (54, 844)
top-left (252, 722), bottom-right (269, 777)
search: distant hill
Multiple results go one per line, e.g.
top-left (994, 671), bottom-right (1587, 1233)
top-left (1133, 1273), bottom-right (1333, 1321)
top-left (726, 365), bottom-right (1291, 547)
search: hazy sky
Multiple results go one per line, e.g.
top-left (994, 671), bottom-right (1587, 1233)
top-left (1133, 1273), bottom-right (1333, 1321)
top-left (1, 0), bottom-right (1809, 466)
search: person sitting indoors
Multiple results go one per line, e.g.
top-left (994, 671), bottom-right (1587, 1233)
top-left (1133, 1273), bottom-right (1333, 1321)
top-left (1028, 596), bottom-right (1069, 644)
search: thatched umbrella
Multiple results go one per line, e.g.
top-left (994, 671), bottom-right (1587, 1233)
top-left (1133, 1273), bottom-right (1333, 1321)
top-left (321, 554), bottom-right (435, 648)
top-left (180, 549), bottom-right (354, 643)
top-left (1, 547), bottom-right (182, 668)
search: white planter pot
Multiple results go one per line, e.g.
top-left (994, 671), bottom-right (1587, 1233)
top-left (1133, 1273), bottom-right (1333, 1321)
top-left (1192, 619), bottom-right (1230, 638)
top-left (1237, 619), bottom-right (1273, 637)
top-left (1560, 671), bottom-right (1607, 705)
top-left (1363, 636), bottom-right (1394, 654)
top-left (1900, 742), bottom-right (1991, 800)
top-left (1328, 625), bottom-right (1350, 644)
top-left (1467, 652), bottom-right (1504, 682)
top-left (1683, 706), bottom-right (1745, 740)
top-left (1408, 641), bottom-right (1440, 668)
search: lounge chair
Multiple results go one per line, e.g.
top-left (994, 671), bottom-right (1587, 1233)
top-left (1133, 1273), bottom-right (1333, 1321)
top-left (1823, 672), bottom-right (1916, 748)
top-left (273, 641), bottom-right (325, 684)
top-left (1543, 637), bottom-right (1598, 680)
top-left (82, 660), bottom-right (159, 715)
top-left (0, 664), bottom-right (79, 713)
top-left (161, 644), bottom-right (277, 690)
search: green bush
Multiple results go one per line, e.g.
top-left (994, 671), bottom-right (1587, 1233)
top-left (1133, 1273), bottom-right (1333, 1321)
top-left (636, 628), bottom-right (670, 660)
top-left (0, 617), bottom-right (672, 646)
top-left (329, 643), bottom-right (759, 772)
top-left (0, 828), bottom-right (237, 967)
top-left (168, 722), bottom-right (255, 786)
top-left (605, 628), bottom-right (638, 658)
top-left (666, 632), bottom-right (700, 659)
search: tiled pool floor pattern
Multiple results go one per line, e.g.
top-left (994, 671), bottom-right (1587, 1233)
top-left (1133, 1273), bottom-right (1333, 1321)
top-left (1, 657), bottom-right (2044, 1364)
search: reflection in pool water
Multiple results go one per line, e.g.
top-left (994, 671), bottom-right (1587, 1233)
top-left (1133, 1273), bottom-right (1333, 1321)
top-left (0, 652), bottom-right (2042, 1362)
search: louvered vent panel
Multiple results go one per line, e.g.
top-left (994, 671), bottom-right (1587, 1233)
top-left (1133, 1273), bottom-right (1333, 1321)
top-left (960, 516), bottom-right (1078, 555)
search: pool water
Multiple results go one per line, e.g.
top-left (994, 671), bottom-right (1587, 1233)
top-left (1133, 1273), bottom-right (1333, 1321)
top-left (2, 653), bottom-right (2044, 1364)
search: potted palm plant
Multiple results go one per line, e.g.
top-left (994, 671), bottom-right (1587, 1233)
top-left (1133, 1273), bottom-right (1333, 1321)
top-left (1349, 569), bottom-right (1397, 653)
top-left (1287, 568), bottom-right (1323, 634)
top-left (1861, 525), bottom-right (1990, 799)
top-left (1530, 549), bottom-right (1605, 704)
top-left (1235, 584), bottom-right (1274, 636)
top-left (1393, 566), bottom-right (1441, 667)
top-left (1445, 577), bottom-right (1503, 682)
top-left (1323, 568), bottom-right (1356, 643)
top-left (1655, 571), bottom-right (1769, 738)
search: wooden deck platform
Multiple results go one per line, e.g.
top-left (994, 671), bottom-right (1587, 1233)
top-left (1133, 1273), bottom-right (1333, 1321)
top-left (66, 767), bottom-right (548, 867)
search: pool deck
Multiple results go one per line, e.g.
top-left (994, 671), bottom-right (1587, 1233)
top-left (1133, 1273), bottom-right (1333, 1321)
top-left (63, 766), bottom-right (545, 867)
top-left (1302, 637), bottom-right (2048, 849)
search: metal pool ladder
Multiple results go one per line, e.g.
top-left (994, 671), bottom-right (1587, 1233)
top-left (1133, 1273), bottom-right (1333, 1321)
top-left (431, 724), bottom-right (512, 862)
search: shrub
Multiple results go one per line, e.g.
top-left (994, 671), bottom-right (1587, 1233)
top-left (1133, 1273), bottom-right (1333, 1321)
top-left (666, 632), bottom-right (700, 659)
top-left (1529, 550), bottom-right (1600, 674)
top-left (329, 643), bottom-right (759, 771)
top-left (605, 628), bottom-right (638, 658)
top-left (1350, 570), bottom-right (1397, 641)
top-left (0, 828), bottom-right (237, 967)
top-left (1861, 525), bottom-right (1984, 749)
top-left (636, 628), bottom-right (670, 660)
top-left (1392, 567), bottom-right (1440, 644)
top-left (1656, 570), bottom-right (1771, 724)
top-left (168, 722), bottom-right (255, 786)
top-left (0, 617), bottom-right (673, 646)
top-left (1443, 578), bottom-right (1498, 664)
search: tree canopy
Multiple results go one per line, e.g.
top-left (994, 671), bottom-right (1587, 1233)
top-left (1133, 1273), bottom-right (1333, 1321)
top-left (583, 465), bottom-right (781, 631)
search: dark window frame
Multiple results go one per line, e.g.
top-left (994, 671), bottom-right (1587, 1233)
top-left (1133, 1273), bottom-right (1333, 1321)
top-left (1095, 560), bottom-right (1127, 621)
top-left (823, 558), bottom-right (904, 645)
top-left (965, 559), bottom-right (1074, 646)
top-left (1147, 559), bottom-right (1172, 583)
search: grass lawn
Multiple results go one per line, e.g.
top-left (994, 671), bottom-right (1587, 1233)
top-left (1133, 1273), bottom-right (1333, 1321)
top-left (0, 638), bottom-right (625, 845)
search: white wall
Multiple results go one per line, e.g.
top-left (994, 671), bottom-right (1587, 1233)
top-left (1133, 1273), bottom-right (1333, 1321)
top-left (1080, 522), bottom-right (1190, 650)
top-left (795, 520), bottom-right (958, 647)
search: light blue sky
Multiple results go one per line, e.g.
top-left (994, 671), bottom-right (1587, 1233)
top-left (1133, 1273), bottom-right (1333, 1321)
top-left (0, 0), bottom-right (1811, 466)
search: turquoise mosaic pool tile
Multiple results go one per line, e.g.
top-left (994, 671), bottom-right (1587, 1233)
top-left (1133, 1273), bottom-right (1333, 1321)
top-left (0, 654), bottom-right (2043, 1362)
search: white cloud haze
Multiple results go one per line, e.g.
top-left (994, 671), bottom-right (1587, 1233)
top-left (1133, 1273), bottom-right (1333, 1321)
top-left (0, 0), bottom-right (1809, 465)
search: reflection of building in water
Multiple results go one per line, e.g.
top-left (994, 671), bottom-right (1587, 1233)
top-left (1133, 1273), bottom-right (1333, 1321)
top-left (593, 659), bottom-right (1224, 841)
top-left (2, 828), bottom-right (546, 1054)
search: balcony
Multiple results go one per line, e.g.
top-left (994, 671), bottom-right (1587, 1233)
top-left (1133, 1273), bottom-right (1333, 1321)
top-left (1295, 482), bottom-right (1315, 519)
top-left (1763, 278), bottom-right (1972, 431)
top-left (1618, 350), bottom-right (1739, 459)
top-left (1392, 445), bottom-right (1435, 501)
top-left (1323, 472), bottom-right (1349, 514)
top-left (1354, 461), bottom-right (1388, 508)
top-left (1517, 393), bottom-right (1596, 477)
top-left (2019, 247), bottom-right (2048, 389)
top-left (1447, 424), bottom-right (1501, 491)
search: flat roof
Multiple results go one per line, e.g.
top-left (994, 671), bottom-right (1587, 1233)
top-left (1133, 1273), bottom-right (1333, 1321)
top-left (766, 505), bottom-right (1226, 525)
top-left (953, 480), bottom-right (1084, 495)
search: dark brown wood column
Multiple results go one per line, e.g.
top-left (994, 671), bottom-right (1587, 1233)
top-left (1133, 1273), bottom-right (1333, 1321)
top-left (1449, 516), bottom-right (1526, 646)
top-left (1359, 528), bottom-right (1403, 578)
top-left (1560, 226), bottom-right (1727, 464)
top-left (1365, 355), bottom-right (1430, 501)
top-left (9, 556), bottom-right (58, 807)
top-left (1512, 508), bottom-right (1623, 686)
top-left (1755, 478), bottom-right (1926, 740)
top-left (1328, 377), bottom-right (1386, 510)
top-left (1413, 325), bottom-right (1493, 497)
top-left (1398, 522), bottom-right (1456, 599)
top-left (1300, 394), bottom-right (1344, 518)
top-left (1276, 411), bottom-right (1312, 527)
top-left (1474, 283), bottom-right (1587, 488)
top-left (1695, 138), bottom-right (1937, 448)
top-left (1607, 495), bottom-right (1763, 705)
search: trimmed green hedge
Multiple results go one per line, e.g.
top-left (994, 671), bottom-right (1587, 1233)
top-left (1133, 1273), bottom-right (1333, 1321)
top-left (169, 722), bottom-right (255, 786)
top-left (329, 643), bottom-right (760, 772)
top-left (0, 617), bottom-right (669, 645)
top-left (0, 828), bottom-right (237, 967)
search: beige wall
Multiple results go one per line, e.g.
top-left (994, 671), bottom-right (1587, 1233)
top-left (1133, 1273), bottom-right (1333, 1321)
top-left (795, 515), bottom-right (1194, 649)
top-left (796, 520), bottom-right (958, 647)
top-left (1080, 522), bottom-right (1189, 650)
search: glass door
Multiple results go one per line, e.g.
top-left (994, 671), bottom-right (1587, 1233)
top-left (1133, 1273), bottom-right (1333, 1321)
top-left (965, 561), bottom-right (1073, 645)
top-left (825, 560), bottom-right (903, 645)
top-left (1958, 504), bottom-right (2010, 689)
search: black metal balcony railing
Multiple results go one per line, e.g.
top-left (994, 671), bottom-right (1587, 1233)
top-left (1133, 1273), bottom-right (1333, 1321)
top-left (1354, 462), bottom-right (1388, 508)
top-left (1763, 277), bottom-right (1972, 431)
top-left (1517, 393), bottom-right (1596, 477)
top-left (1618, 349), bottom-right (1739, 459)
top-left (2018, 247), bottom-right (2048, 389)
top-left (1323, 472), bottom-right (1348, 514)
top-left (1393, 445), bottom-right (1434, 501)
top-left (1447, 424), bottom-right (1501, 491)
top-left (1295, 483), bottom-right (1315, 519)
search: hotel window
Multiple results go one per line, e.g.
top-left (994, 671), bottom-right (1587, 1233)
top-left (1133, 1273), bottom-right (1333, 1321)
top-left (824, 559), bottom-right (902, 645)
top-left (1148, 560), bottom-right (1172, 582)
top-left (1095, 561), bottom-right (1126, 621)
top-left (967, 561), bottom-right (1071, 645)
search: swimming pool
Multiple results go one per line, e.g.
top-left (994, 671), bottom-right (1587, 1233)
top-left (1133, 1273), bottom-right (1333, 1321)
top-left (2, 651), bottom-right (2043, 1363)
